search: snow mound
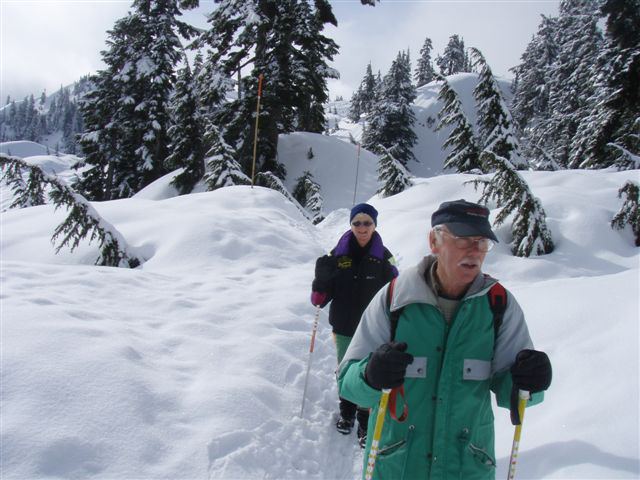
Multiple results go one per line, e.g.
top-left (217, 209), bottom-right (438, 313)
top-left (0, 140), bottom-right (51, 158)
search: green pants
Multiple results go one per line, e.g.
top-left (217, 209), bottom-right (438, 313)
top-left (333, 333), bottom-right (353, 365)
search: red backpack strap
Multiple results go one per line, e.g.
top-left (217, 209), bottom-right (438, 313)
top-left (487, 282), bottom-right (507, 339)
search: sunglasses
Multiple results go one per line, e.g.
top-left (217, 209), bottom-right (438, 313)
top-left (351, 220), bottom-right (374, 227)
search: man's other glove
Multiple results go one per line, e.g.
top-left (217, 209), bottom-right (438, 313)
top-left (511, 349), bottom-right (552, 393)
top-left (365, 342), bottom-right (414, 390)
top-left (313, 255), bottom-right (337, 292)
top-left (510, 349), bottom-right (552, 425)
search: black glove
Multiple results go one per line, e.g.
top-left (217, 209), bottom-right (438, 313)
top-left (511, 349), bottom-right (552, 393)
top-left (365, 342), bottom-right (414, 390)
top-left (313, 255), bottom-right (337, 292)
top-left (510, 349), bottom-right (552, 425)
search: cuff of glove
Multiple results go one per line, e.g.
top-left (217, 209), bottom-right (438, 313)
top-left (311, 291), bottom-right (327, 307)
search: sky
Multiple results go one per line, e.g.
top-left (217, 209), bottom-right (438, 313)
top-left (0, 0), bottom-right (560, 103)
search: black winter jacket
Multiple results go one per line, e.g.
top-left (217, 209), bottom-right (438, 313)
top-left (312, 230), bottom-right (397, 337)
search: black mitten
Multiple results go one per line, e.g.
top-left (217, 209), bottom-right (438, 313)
top-left (313, 255), bottom-right (337, 292)
top-left (365, 342), bottom-right (414, 390)
top-left (510, 349), bottom-right (552, 425)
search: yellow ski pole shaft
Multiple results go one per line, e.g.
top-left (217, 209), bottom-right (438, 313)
top-left (507, 390), bottom-right (530, 480)
top-left (364, 388), bottom-right (391, 480)
top-left (300, 305), bottom-right (321, 418)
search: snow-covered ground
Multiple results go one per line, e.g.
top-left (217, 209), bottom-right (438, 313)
top-left (1, 73), bottom-right (639, 479)
top-left (2, 156), bottom-right (639, 479)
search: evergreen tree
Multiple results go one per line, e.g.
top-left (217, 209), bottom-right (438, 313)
top-left (198, 0), bottom-right (338, 180)
top-left (543, 0), bottom-right (604, 167)
top-left (471, 48), bottom-right (527, 170)
top-left (571, 0), bottom-right (640, 170)
top-left (77, 0), bottom-right (199, 200)
top-left (1, 154), bottom-right (140, 267)
top-left (435, 75), bottom-right (482, 172)
top-left (436, 35), bottom-right (468, 76)
top-left (611, 180), bottom-right (640, 246)
top-left (470, 151), bottom-right (554, 257)
top-left (203, 124), bottom-right (250, 190)
top-left (293, 0), bottom-right (339, 133)
top-left (415, 37), bottom-right (436, 87)
top-left (377, 145), bottom-right (413, 198)
top-left (166, 61), bottom-right (206, 195)
top-left (362, 51), bottom-right (417, 166)
top-left (293, 170), bottom-right (324, 223)
top-left (348, 63), bottom-right (376, 122)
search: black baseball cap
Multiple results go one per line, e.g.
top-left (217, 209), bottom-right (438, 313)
top-left (431, 199), bottom-right (498, 242)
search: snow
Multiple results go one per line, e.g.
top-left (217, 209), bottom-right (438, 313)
top-left (1, 73), bottom-right (639, 479)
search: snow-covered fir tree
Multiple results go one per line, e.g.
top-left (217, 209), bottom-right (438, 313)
top-left (165, 61), bottom-right (206, 195)
top-left (510, 14), bottom-right (559, 168)
top-left (292, 171), bottom-right (324, 224)
top-left (571, 0), bottom-right (640, 170)
top-left (362, 50), bottom-right (417, 166)
top-left (293, 0), bottom-right (339, 133)
top-left (0, 154), bottom-right (140, 267)
top-left (541, 0), bottom-right (603, 168)
top-left (76, 0), bottom-right (198, 200)
top-left (415, 37), bottom-right (436, 87)
top-left (470, 151), bottom-right (554, 257)
top-left (198, 0), bottom-right (338, 181)
top-left (203, 124), bottom-right (250, 191)
top-left (348, 63), bottom-right (377, 122)
top-left (436, 35), bottom-right (469, 76)
top-left (376, 145), bottom-right (413, 197)
top-left (611, 180), bottom-right (640, 246)
top-left (435, 75), bottom-right (482, 172)
top-left (471, 48), bottom-right (527, 170)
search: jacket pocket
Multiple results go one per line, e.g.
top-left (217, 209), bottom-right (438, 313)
top-left (458, 424), bottom-right (496, 480)
top-left (374, 425), bottom-right (415, 480)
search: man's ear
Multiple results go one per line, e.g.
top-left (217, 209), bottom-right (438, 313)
top-left (429, 229), bottom-right (438, 252)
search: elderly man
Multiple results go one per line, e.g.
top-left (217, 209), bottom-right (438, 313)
top-left (338, 199), bottom-right (552, 480)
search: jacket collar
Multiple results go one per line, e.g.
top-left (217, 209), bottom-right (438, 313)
top-left (390, 255), bottom-right (498, 311)
top-left (334, 230), bottom-right (385, 260)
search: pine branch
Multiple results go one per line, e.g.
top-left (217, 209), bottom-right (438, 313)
top-left (0, 154), bottom-right (141, 268)
top-left (466, 151), bottom-right (553, 257)
top-left (611, 180), bottom-right (640, 246)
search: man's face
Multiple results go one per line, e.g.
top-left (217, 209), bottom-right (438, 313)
top-left (429, 226), bottom-right (489, 290)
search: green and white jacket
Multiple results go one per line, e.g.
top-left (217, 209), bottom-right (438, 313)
top-left (338, 256), bottom-right (543, 480)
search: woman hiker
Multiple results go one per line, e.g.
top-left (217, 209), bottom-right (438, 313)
top-left (311, 203), bottom-right (398, 448)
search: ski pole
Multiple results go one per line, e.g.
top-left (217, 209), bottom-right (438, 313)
top-left (364, 388), bottom-right (391, 480)
top-left (507, 390), bottom-right (530, 480)
top-left (300, 304), bottom-right (321, 418)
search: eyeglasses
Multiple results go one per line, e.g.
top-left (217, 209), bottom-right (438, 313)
top-left (435, 228), bottom-right (495, 252)
top-left (351, 221), bottom-right (374, 227)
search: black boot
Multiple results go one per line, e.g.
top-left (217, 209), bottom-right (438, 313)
top-left (356, 407), bottom-right (369, 448)
top-left (357, 423), bottom-right (367, 448)
top-left (336, 415), bottom-right (355, 434)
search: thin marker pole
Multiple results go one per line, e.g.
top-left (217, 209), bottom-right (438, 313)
top-left (251, 73), bottom-right (264, 188)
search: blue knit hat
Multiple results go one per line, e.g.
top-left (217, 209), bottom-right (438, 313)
top-left (350, 203), bottom-right (378, 225)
